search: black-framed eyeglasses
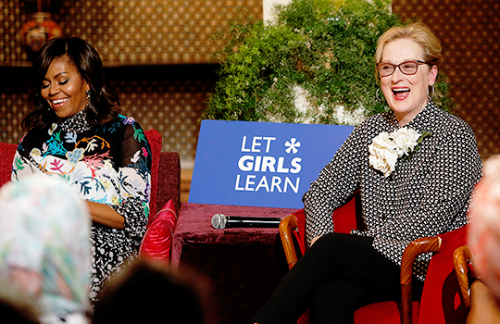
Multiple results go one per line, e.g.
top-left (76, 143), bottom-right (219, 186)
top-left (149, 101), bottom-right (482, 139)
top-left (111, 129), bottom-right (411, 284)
top-left (377, 60), bottom-right (432, 77)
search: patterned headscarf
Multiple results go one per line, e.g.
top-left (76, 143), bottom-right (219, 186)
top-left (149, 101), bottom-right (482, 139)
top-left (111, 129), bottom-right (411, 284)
top-left (0, 176), bottom-right (91, 319)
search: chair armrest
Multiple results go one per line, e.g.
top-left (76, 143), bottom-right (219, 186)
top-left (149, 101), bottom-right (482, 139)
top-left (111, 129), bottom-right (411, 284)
top-left (400, 236), bottom-right (442, 324)
top-left (0, 142), bottom-right (18, 187)
top-left (157, 152), bottom-right (181, 213)
top-left (453, 245), bottom-right (474, 309)
top-left (279, 214), bottom-right (299, 270)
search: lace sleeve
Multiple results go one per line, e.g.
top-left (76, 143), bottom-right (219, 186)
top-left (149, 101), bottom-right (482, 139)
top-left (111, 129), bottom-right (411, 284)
top-left (113, 121), bottom-right (152, 242)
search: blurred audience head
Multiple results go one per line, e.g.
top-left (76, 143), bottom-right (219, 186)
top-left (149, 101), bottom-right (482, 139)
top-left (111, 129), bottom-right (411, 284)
top-left (468, 155), bottom-right (500, 301)
top-left (93, 258), bottom-right (213, 324)
top-left (0, 176), bottom-right (91, 322)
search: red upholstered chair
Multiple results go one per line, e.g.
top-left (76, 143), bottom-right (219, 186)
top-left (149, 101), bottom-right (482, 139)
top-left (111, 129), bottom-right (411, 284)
top-left (279, 199), bottom-right (469, 324)
top-left (0, 142), bottom-right (17, 188)
top-left (354, 225), bottom-right (469, 324)
top-left (145, 129), bottom-right (163, 216)
top-left (143, 129), bottom-right (181, 216)
top-left (141, 129), bottom-right (181, 263)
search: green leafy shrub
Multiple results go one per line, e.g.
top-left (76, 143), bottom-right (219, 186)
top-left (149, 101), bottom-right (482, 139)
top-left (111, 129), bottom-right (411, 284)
top-left (205, 0), bottom-right (454, 125)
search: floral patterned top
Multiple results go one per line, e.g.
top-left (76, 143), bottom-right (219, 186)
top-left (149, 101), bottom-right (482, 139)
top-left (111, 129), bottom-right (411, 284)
top-left (11, 109), bottom-right (152, 300)
top-left (303, 101), bottom-right (482, 281)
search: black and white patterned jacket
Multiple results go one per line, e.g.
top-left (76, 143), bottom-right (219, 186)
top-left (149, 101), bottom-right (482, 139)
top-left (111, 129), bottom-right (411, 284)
top-left (303, 100), bottom-right (482, 280)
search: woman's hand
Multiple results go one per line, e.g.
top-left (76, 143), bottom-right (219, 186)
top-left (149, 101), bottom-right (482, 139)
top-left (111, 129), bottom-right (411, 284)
top-left (86, 201), bottom-right (125, 229)
top-left (310, 235), bottom-right (322, 247)
top-left (467, 280), bottom-right (500, 324)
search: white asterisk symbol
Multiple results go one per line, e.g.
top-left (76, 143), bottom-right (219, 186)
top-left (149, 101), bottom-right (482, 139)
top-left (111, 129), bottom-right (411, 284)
top-left (285, 138), bottom-right (301, 154)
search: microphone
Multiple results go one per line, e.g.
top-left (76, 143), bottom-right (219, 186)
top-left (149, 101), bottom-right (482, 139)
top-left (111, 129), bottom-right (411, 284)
top-left (211, 213), bottom-right (282, 229)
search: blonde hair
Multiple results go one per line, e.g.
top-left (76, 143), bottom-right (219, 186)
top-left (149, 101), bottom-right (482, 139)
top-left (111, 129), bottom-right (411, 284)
top-left (375, 22), bottom-right (442, 79)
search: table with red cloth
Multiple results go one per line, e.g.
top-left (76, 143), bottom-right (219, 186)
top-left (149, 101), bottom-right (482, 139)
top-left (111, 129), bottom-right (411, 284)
top-left (172, 202), bottom-right (297, 324)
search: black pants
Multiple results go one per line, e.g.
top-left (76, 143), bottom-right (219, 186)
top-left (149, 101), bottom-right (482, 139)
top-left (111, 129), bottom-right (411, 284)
top-left (253, 233), bottom-right (424, 324)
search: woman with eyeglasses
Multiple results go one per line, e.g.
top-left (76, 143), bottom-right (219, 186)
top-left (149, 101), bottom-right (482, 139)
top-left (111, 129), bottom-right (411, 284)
top-left (254, 22), bottom-right (482, 324)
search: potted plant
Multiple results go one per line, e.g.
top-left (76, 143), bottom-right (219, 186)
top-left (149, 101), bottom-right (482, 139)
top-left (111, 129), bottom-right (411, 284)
top-left (205, 0), bottom-right (453, 125)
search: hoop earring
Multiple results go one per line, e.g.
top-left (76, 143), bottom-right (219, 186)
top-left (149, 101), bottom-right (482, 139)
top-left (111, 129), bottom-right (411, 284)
top-left (376, 88), bottom-right (384, 102)
top-left (428, 85), bottom-right (435, 100)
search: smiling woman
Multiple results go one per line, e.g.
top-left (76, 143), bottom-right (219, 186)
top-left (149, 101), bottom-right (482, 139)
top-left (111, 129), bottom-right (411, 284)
top-left (253, 22), bottom-right (482, 324)
top-left (12, 37), bottom-right (152, 302)
top-left (378, 38), bottom-right (438, 126)
top-left (41, 56), bottom-right (90, 119)
top-left (375, 23), bottom-right (441, 127)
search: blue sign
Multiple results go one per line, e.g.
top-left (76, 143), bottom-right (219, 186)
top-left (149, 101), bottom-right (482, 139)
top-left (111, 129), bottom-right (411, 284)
top-left (189, 120), bottom-right (353, 209)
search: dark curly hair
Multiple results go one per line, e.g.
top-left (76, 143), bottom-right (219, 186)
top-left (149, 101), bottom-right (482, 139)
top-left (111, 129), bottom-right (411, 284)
top-left (22, 37), bottom-right (120, 131)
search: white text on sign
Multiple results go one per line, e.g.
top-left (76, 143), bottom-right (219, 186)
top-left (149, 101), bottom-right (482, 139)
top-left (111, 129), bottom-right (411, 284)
top-left (235, 136), bottom-right (301, 193)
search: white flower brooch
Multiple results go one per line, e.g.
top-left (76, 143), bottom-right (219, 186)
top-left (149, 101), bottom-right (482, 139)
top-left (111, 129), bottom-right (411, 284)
top-left (369, 128), bottom-right (431, 177)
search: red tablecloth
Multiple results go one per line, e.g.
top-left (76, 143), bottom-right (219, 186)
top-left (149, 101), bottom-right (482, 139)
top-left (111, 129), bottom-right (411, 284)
top-left (173, 202), bottom-right (297, 324)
